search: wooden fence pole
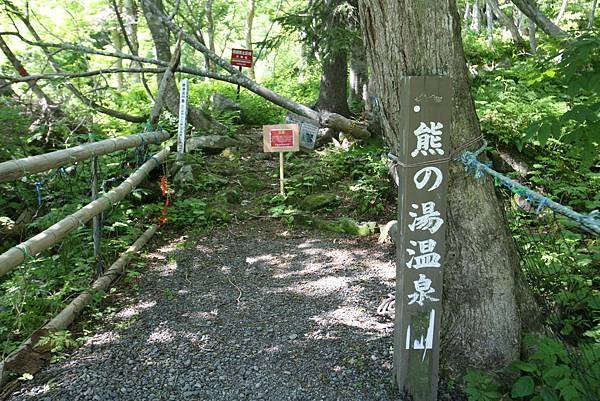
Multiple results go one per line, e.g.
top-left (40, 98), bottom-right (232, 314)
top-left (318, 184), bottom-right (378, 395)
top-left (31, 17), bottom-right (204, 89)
top-left (0, 147), bottom-right (169, 278)
top-left (0, 131), bottom-right (170, 182)
top-left (0, 224), bottom-right (158, 378)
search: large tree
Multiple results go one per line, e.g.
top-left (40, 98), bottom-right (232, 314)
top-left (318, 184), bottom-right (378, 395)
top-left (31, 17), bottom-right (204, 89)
top-left (358, 0), bottom-right (539, 378)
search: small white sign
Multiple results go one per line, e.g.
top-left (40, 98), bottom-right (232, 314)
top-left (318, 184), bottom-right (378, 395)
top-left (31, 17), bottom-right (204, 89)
top-left (285, 113), bottom-right (319, 149)
top-left (177, 79), bottom-right (189, 160)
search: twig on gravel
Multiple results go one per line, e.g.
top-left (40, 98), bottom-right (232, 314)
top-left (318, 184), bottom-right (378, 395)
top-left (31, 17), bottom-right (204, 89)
top-left (227, 277), bottom-right (242, 304)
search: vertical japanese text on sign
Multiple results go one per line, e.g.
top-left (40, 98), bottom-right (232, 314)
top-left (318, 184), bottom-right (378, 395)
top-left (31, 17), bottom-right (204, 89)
top-left (393, 77), bottom-right (451, 401)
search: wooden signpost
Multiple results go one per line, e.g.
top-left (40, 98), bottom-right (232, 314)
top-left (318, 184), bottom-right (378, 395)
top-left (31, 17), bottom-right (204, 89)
top-left (263, 124), bottom-right (299, 195)
top-left (176, 79), bottom-right (189, 161)
top-left (393, 76), bottom-right (451, 401)
top-left (231, 48), bottom-right (253, 99)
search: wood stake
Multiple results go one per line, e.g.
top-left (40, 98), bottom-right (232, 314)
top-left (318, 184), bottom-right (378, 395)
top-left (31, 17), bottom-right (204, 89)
top-left (279, 152), bottom-right (285, 195)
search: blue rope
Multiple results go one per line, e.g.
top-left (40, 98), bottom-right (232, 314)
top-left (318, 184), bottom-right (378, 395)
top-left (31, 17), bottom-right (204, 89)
top-left (34, 181), bottom-right (43, 206)
top-left (458, 141), bottom-right (600, 236)
top-left (148, 156), bottom-right (161, 168)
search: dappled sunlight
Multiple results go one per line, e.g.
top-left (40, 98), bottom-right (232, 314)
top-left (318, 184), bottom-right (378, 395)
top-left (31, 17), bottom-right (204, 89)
top-left (311, 306), bottom-right (392, 334)
top-left (146, 327), bottom-right (176, 344)
top-left (83, 330), bottom-right (121, 347)
top-left (286, 275), bottom-right (352, 297)
top-left (114, 300), bottom-right (157, 320)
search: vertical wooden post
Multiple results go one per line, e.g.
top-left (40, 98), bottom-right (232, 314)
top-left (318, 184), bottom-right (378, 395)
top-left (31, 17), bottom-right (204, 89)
top-left (279, 152), bottom-right (285, 195)
top-left (393, 76), bottom-right (451, 401)
top-left (236, 66), bottom-right (243, 100)
top-left (91, 153), bottom-right (102, 277)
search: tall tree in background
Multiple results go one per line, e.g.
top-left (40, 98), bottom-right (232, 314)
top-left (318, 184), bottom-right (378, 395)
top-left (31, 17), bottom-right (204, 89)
top-left (314, 0), bottom-right (351, 117)
top-left (141, 0), bottom-right (217, 131)
top-left (358, 0), bottom-right (540, 375)
top-left (245, 0), bottom-right (256, 79)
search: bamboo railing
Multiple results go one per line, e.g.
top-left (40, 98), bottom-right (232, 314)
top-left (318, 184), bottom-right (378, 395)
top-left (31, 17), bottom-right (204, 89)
top-left (0, 131), bottom-right (169, 182)
top-left (0, 147), bottom-right (170, 278)
top-left (1, 224), bottom-right (158, 376)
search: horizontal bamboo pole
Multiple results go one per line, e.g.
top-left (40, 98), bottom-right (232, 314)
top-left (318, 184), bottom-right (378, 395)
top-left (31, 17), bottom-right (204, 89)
top-left (0, 147), bottom-right (169, 278)
top-left (0, 131), bottom-right (170, 182)
top-left (1, 224), bottom-right (158, 378)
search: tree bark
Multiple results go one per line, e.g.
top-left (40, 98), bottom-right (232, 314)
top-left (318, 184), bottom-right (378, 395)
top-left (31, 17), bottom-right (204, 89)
top-left (349, 39), bottom-right (368, 109)
top-left (205, 0), bottom-right (216, 71)
top-left (554, 0), bottom-right (569, 25)
top-left (358, 0), bottom-right (526, 374)
top-left (316, 51), bottom-right (351, 117)
top-left (315, 0), bottom-right (351, 117)
top-left (464, 0), bottom-right (472, 21)
top-left (486, 1), bottom-right (494, 44)
top-left (141, 0), bottom-right (217, 132)
top-left (124, 0), bottom-right (141, 84)
top-left (245, 0), bottom-right (256, 79)
top-left (511, 0), bottom-right (566, 37)
top-left (589, 0), bottom-right (598, 28)
top-left (110, 28), bottom-right (125, 90)
top-left (488, 0), bottom-right (525, 45)
top-left (471, 0), bottom-right (482, 30)
top-left (528, 18), bottom-right (537, 53)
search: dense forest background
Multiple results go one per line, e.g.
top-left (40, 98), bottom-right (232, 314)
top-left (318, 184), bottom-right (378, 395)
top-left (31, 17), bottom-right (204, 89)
top-left (0, 0), bottom-right (598, 399)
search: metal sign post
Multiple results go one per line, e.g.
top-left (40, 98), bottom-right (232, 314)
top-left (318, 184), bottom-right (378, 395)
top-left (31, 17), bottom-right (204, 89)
top-left (177, 79), bottom-right (189, 161)
top-left (231, 48), bottom-right (253, 100)
top-left (393, 76), bottom-right (451, 401)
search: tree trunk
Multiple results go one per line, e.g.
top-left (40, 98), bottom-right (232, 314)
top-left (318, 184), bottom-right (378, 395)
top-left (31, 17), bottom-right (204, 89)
top-left (511, 0), bottom-right (566, 37)
top-left (110, 29), bottom-right (125, 90)
top-left (142, 0), bottom-right (217, 132)
top-left (486, 1), bottom-right (494, 44)
top-left (589, 0), bottom-right (598, 28)
top-left (124, 0), bottom-right (141, 83)
top-left (528, 17), bottom-right (537, 53)
top-left (205, 0), bottom-right (216, 71)
top-left (488, 0), bottom-right (525, 45)
top-left (316, 51), bottom-right (351, 117)
top-left (349, 40), bottom-right (368, 110)
top-left (358, 0), bottom-right (526, 375)
top-left (245, 0), bottom-right (256, 79)
top-left (471, 0), bottom-right (482, 30)
top-left (464, 1), bottom-right (472, 21)
top-left (554, 0), bottom-right (569, 25)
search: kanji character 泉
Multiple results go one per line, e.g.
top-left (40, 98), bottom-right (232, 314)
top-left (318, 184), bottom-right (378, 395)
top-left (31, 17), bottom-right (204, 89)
top-left (407, 273), bottom-right (439, 306)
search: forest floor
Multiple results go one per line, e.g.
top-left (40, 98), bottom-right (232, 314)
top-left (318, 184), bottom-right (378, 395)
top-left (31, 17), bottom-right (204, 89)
top-left (6, 220), bottom-right (401, 401)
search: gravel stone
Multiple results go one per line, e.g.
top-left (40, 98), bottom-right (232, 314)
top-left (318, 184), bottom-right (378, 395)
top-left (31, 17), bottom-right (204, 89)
top-left (7, 222), bottom-right (398, 400)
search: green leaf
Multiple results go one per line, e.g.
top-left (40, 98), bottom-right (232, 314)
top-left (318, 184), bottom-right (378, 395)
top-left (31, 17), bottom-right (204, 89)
top-left (512, 361), bottom-right (538, 373)
top-left (512, 376), bottom-right (535, 398)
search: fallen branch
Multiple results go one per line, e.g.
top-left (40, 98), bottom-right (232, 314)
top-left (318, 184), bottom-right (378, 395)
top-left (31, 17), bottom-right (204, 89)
top-left (141, 0), bottom-right (370, 139)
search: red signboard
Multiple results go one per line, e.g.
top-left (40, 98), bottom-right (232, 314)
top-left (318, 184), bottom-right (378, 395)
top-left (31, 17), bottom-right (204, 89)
top-left (231, 48), bottom-right (253, 68)
top-left (270, 129), bottom-right (294, 148)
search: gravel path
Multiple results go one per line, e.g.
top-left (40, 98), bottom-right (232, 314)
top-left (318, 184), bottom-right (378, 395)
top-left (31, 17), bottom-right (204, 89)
top-left (8, 222), bottom-right (398, 401)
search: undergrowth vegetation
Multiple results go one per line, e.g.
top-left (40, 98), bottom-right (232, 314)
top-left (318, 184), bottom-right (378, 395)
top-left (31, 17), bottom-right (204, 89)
top-left (0, 17), bottom-right (598, 401)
